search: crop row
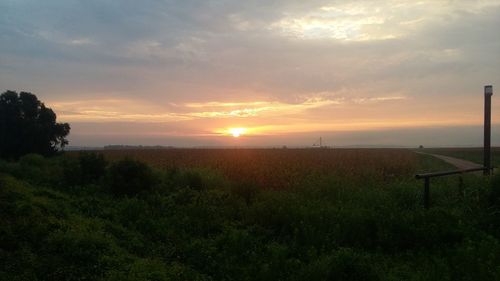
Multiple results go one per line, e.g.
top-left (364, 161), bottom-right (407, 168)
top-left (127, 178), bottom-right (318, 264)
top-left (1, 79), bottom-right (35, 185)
top-left (97, 149), bottom-right (418, 188)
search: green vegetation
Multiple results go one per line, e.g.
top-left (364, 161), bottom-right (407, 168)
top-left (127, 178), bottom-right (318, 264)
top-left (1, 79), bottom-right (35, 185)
top-left (106, 158), bottom-right (156, 196)
top-left (421, 147), bottom-right (500, 167)
top-left (1, 152), bottom-right (500, 280)
top-left (415, 153), bottom-right (456, 172)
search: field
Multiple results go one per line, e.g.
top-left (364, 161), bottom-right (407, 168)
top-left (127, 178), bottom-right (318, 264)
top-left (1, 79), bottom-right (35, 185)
top-left (99, 148), bottom-right (419, 189)
top-left (2, 149), bottom-right (500, 280)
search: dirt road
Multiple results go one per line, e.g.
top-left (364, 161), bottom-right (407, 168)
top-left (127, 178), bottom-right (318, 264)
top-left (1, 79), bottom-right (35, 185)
top-left (421, 152), bottom-right (483, 170)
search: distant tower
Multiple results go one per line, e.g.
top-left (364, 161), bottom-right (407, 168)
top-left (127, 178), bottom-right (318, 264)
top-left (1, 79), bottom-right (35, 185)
top-left (312, 137), bottom-right (324, 148)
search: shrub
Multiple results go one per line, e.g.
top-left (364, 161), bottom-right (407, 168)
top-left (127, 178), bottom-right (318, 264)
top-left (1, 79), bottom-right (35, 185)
top-left (41, 227), bottom-right (117, 281)
top-left (107, 158), bottom-right (156, 196)
top-left (19, 153), bottom-right (46, 167)
top-left (181, 170), bottom-right (205, 190)
top-left (231, 181), bottom-right (260, 205)
top-left (61, 156), bottom-right (82, 186)
top-left (17, 154), bottom-right (52, 184)
top-left (105, 259), bottom-right (170, 281)
top-left (298, 249), bottom-right (378, 281)
top-left (78, 152), bottom-right (107, 184)
top-left (58, 152), bottom-right (108, 187)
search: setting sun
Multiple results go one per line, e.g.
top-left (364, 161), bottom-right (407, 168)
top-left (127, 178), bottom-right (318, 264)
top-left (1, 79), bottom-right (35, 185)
top-left (229, 128), bottom-right (246, 137)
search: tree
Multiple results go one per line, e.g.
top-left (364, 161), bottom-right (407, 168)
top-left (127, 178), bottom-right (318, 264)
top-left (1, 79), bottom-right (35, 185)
top-left (0, 90), bottom-right (70, 159)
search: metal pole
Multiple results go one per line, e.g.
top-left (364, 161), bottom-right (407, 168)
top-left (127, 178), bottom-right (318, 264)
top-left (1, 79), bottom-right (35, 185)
top-left (424, 177), bottom-right (430, 209)
top-left (484, 85), bottom-right (493, 175)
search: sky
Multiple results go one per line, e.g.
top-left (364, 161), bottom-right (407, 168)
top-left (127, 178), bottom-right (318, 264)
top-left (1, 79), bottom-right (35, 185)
top-left (1, 0), bottom-right (500, 147)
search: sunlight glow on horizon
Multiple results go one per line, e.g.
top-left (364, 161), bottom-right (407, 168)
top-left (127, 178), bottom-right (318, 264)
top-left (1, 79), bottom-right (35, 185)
top-left (50, 94), bottom-right (500, 141)
top-left (228, 128), bottom-right (247, 138)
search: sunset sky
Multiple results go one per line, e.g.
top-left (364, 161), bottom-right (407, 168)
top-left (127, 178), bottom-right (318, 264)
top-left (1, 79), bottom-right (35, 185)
top-left (1, 0), bottom-right (500, 147)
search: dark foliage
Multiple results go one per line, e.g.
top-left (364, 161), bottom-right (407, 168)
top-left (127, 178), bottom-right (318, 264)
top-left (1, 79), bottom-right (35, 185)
top-left (489, 174), bottom-right (500, 207)
top-left (231, 181), bottom-right (260, 205)
top-left (1, 154), bottom-right (500, 280)
top-left (106, 158), bottom-right (156, 196)
top-left (0, 91), bottom-right (70, 159)
top-left (60, 152), bottom-right (108, 186)
top-left (79, 152), bottom-right (108, 184)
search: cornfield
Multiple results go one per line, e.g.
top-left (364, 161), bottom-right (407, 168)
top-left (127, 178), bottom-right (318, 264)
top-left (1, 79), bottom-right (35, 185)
top-left (97, 148), bottom-right (418, 188)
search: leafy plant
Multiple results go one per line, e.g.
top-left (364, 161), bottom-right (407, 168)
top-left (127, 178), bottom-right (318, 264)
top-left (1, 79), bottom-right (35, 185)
top-left (106, 158), bottom-right (156, 196)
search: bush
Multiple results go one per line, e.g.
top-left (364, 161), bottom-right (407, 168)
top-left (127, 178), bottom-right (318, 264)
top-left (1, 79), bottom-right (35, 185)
top-left (78, 152), bottom-right (107, 184)
top-left (18, 154), bottom-right (53, 184)
top-left (105, 259), bottom-right (170, 281)
top-left (59, 152), bottom-right (108, 187)
top-left (107, 158), bottom-right (156, 196)
top-left (41, 227), bottom-right (117, 281)
top-left (61, 156), bottom-right (82, 186)
top-left (181, 170), bottom-right (205, 190)
top-left (231, 181), bottom-right (260, 205)
top-left (19, 153), bottom-right (46, 167)
top-left (298, 249), bottom-right (378, 281)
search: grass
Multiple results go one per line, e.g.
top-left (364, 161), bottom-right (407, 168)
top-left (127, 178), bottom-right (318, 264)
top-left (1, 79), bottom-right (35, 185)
top-left (420, 147), bottom-right (500, 167)
top-left (415, 152), bottom-right (456, 173)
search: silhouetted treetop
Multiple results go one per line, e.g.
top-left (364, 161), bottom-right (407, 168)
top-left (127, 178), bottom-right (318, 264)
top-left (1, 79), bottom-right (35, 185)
top-left (0, 90), bottom-right (70, 159)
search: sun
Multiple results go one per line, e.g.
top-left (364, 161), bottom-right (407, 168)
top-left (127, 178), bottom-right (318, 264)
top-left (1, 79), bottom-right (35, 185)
top-left (229, 128), bottom-right (246, 138)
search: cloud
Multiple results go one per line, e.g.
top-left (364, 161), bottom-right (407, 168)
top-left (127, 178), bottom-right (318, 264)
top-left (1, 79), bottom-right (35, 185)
top-left (51, 99), bottom-right (189, 122)
top-left (1, 0), bottom-right (500, 146)
top-left (267, 1), bottom-right (500, 41)
top-left (52, 93), bottom-right (406, 123)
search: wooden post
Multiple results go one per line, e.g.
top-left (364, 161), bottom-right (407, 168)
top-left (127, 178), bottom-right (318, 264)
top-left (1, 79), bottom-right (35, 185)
top-left (424, 177), bottom-right (430, 209)
top-left (484, 85), bottom-right (493, 175)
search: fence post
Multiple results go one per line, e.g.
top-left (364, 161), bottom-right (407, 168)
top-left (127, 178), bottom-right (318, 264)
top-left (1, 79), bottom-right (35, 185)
top-left (424, 177), bottom-right (430, 209)
top-left (484, 85), bottom-right (493, 175)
